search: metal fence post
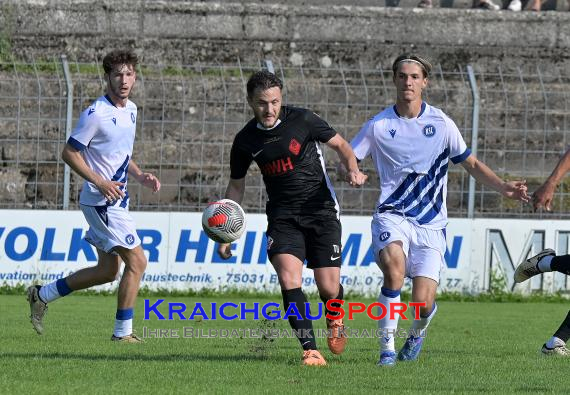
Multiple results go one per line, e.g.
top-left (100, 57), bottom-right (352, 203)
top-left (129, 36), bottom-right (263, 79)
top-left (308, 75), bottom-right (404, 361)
top-left (467, 65), bottom-right (479, 219)
top-left (61, 55), bottom-right (73, 210)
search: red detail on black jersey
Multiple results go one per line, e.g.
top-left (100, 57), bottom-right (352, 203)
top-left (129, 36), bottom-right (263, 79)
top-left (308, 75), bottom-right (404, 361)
top-left (208, 213), bottom-right (228, 227)
top-left (261, 157), bottom-right (294, 176)
top-left (289, 138), bottom-right (301, 156)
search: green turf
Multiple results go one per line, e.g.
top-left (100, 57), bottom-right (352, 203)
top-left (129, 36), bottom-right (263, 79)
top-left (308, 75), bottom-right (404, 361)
top-left (1, 294), bottom-right (568, 394)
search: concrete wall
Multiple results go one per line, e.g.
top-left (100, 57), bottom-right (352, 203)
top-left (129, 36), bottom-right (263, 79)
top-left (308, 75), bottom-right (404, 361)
top-left (1, 0), bottom-right (569, 70)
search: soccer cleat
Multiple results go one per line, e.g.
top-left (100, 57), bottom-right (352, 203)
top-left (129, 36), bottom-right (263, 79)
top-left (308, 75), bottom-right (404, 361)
top-left (416, 0), bottom-right (433, 7)
top-left (111, 333), bottom-right (144, 343)
top-left (507, 0), bottom-right (522, 10)
top-left (27, 286), bottom-right (48, 335)
top-left (326, 318), bottom-right (347, 355)
top-left (302, 350), bottom-right (327, 366)
top-left (541, 343), bottom-right (570, 357)
top-left (398, 336), bottom-right (424, 361)
top-left (377, 351), bottom-right (397, 367)
top-left (514, 248), bottom-right (555, 283)
top-left (475, 0), bottom-right (500, 9)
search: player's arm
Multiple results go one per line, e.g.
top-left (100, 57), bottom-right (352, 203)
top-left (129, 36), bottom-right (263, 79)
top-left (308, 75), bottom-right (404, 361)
top-left (532, 149), bottom-right (570, 211)
top-left (61, 143), bottom-right (125, 202)
top-left (326, 134), bottom-right (367, 187)
top-left (460, 154), bottom-right (529, 202)
top-left (224, 177), bottom-right (246, 204)
top-left (128, 159), bottom-right (161, 192)
top-left (217, 177), bottom-right (246, 260)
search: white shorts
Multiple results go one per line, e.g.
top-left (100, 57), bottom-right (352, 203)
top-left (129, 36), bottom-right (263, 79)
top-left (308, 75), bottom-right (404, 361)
top-left (371, 212), bottom-right (446, 283)
top-left (80, 204), bottom-right (141, 255)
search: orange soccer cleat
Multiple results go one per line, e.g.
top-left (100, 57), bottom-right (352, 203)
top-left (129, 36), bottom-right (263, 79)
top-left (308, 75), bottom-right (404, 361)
top-left (326, 318), bottom-right (347, 355)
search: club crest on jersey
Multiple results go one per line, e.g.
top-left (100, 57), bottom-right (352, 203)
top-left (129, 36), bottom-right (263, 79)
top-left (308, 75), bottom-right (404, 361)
top-left (423, 124), bottom-right (436, 138)
top-left (289, 138), bottom-right (301, 156)
top-left (88, 108), bottom-right (95, 116)
top-left (131, 113), bottom-right (135, 123)
top-left (112, 117), bottom-right (117, 125)
top-left (388, 129), bottom-right (396, 138)
top-left (125, 234), bottom-right (135, 245)
top-left (380, 231), bottom-right (391, 242)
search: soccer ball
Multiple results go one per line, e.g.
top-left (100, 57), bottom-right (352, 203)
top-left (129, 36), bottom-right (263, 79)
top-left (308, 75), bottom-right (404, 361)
top-left (202, 199), bottom-right (246, 243)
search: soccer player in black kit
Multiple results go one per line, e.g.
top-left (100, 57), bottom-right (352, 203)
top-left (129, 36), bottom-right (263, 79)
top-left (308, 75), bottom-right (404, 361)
top-left (217, 71), bottom-right (367, 366)
top-left (514, 147), bottom-right (570, 357)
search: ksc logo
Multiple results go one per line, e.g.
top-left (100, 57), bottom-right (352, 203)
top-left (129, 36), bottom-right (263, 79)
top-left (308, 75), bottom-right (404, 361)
top-left (380, 231), bottom-right (391, 242)
top-left (125, 234), bottom-right (135, 245)
top-left (423, 124), bottom-right (436, 138)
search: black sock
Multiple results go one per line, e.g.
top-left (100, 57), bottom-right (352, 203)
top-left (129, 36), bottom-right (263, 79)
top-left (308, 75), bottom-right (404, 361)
top-left (550, 256), bottom-right (570, 275)
top-left (553, 311), bottom-right (570, 343)
top-left (281, 288), bottom-right (317, 350)
top-left (320, 284), bottom-right (344, 320)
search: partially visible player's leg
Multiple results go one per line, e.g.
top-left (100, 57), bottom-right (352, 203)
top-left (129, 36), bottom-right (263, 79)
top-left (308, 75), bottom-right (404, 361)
top-left (314, 267), bottom-right (346, 355)
top-left (372, 213), bottom-right (410, 366)
top-left (377, 241), bottom-right (406, 366)
top-left (267, 217), bottom-right (325, 365)
top-left (307, 215), bottom-right (346, 355)
top-left (398, 276), bottom-right (438, 361)
top-left (514, 249), bottom-right (556, 283)
top-left (542, 310), bottom-right (570, 357)
top-left (111, 245), bottom-right (147, 342)
top-left (272, 253), bottom-right (325, 365)
top-left (398, 226), bottom-right (444, 362)
top-left (28, 249), bottom-right (120, 335)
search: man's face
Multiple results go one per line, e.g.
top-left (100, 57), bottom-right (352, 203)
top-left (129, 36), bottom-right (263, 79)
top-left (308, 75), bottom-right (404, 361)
top-left (106, 63), bottom-right (136, 100)
top-left (248, 86), bottom-right (282, 128)
top-left (393, 62), bottom-right (427, 103)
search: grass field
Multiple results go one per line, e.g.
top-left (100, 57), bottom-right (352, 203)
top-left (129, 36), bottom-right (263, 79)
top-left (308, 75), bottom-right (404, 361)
top-left (1, 294), bottom-right (568, 394)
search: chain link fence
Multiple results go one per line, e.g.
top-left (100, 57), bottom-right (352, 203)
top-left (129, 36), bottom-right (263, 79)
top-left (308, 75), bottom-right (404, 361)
top-left (1, 57), bottom-right (569, 218)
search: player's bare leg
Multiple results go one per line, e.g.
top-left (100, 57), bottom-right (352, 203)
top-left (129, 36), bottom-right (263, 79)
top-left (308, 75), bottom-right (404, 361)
top-left (398, 276), bottom-right (438, 361)
top-left (314, 267), bottom-right (347, 355)
top-left (27, 249), bottom-right (120, 335)
top-left (110, 245), bottom-right (147, 342)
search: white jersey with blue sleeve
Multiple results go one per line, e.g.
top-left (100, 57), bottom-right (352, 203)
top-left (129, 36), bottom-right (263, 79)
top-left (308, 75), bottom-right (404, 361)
top-left (351, 102), bottom-right (470, 229)
top-left (67, 95), bottom-right (137, 207)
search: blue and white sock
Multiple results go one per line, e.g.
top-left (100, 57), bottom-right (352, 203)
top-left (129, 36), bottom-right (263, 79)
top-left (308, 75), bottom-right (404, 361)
top-left (379, 287), bottom-right (401, 352)
top-left (410, 302), bottom-right (438, 337)
top-left (38, 278), bottom-right (73, 303)
top-left (114, 308), bottom-right (134, 337)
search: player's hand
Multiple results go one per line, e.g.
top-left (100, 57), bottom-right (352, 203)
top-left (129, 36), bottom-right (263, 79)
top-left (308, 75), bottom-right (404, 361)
top-left (346, 170), bottom-right (368, 187)
top-left (139, 172), bottom-right (161, 193)
top-left (217, 243), bottom-right (232, 260)
top-left (502, 180), bottom-right (529, 203)
top-left (96, 179), bottom-right (125, 202)
top-left (532, 180), bottom-right (556, 211)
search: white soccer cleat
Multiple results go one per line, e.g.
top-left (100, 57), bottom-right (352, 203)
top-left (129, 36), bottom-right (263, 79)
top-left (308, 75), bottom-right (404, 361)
top-left (541, 343), bottom-right (570, 357)
top-left (514, 249), bottom-right (555, 283)
top-left (27, 286), bottom-right (48, 335)
top-left (507, 0), bottom-right (522, 11)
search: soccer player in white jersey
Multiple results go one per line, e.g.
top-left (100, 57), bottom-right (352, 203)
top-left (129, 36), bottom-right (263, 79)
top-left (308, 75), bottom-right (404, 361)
top-left (350, 53), bottom-right (529, 366)
top-left (26, 49), bottom-right (160, 342)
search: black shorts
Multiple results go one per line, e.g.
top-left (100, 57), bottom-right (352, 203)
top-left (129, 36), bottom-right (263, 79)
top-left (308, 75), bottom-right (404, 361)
top-left (266, 214), bottom-right (342, 269)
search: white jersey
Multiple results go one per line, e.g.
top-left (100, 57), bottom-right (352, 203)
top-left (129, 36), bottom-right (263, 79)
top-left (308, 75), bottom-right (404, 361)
top-left (351, 102), bottom-right (470, 229)
top-left (67, 95), bottom-right (137, 207)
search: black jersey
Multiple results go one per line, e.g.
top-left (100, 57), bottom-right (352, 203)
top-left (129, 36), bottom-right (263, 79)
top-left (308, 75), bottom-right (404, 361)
top-left (230, 106), bottom-right (339, 217)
